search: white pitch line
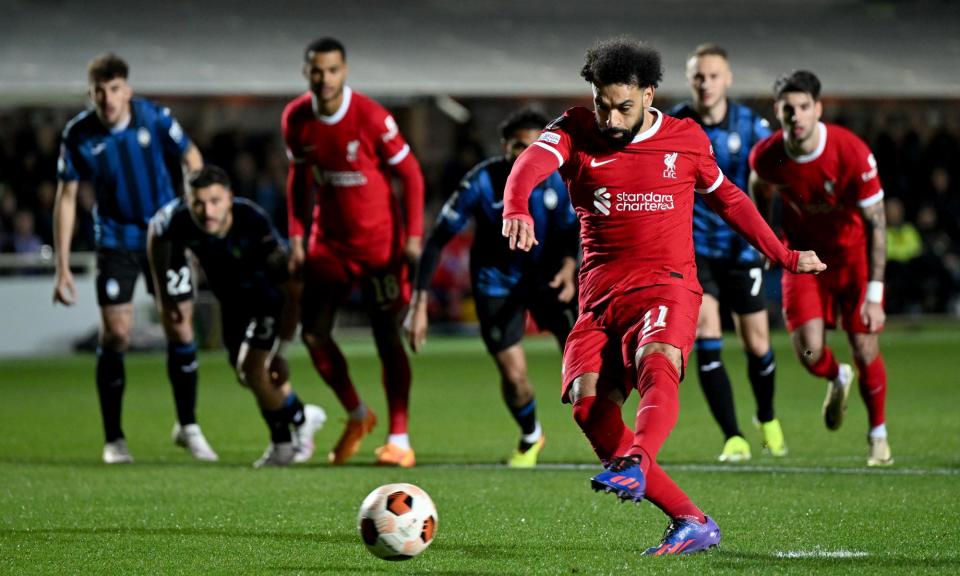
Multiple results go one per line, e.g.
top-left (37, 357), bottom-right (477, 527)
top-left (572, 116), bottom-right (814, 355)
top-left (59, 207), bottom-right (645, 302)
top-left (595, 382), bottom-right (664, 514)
top-left (775, 550), bottom-right (870, 558)
top-left (420, 462), bottom-right (960, 477)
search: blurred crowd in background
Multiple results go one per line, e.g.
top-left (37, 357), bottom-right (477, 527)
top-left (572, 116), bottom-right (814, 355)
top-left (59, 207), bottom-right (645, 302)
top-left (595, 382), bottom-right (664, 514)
top-left (1, 95), bottom-right (958, 317)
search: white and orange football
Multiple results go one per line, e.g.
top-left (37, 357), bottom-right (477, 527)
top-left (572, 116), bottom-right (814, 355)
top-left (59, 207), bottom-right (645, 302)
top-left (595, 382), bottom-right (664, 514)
top-left (357, 483), bottom-right (438, 560)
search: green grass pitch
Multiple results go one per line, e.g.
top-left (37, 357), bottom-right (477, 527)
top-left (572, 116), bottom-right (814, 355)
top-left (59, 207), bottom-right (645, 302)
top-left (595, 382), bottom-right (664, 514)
top-left (1, 324), bottom-right (958, 574)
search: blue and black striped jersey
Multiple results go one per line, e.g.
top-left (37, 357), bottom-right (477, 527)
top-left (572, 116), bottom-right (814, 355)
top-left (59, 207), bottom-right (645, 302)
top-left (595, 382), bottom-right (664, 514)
top-left (434, 156), bottom-right (577, 297)
top-left (58, 97), bottom-right (191, 250)
top-left (670, 101), bottom-right (771, 262)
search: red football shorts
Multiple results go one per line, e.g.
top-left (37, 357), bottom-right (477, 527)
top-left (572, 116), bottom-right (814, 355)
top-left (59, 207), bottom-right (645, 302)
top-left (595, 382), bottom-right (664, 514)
top-left (303, 239), bottom-right (411, 314)
top-left (781, 253), bottom-right (879, 334)
top-left (561, 284), bottom-right (701, 402)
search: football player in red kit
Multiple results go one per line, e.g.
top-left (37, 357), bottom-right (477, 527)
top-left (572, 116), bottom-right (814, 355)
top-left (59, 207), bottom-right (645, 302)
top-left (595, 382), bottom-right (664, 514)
top-left (502, 38), bottom-right (825, 555)
top-left (749, 70), bottom-right (893, 467)
top-left (282, 38), bottom-right (425, 467)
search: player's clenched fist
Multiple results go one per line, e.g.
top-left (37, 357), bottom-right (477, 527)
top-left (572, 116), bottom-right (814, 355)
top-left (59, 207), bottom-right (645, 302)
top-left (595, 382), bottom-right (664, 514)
top-left (795, 250), bottom-right (827, 274)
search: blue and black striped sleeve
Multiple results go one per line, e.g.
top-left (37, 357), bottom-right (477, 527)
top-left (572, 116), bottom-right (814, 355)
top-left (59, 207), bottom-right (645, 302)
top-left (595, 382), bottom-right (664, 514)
top-left (149, 198), bottom-right (181, 242)
top-left (414, 167), bottom-right (484, 290)
top-left (57, 126), bottom-right (82, 182)
top-left (152, 102), bottom-right (191, 157)
top-left (547, 173), bottom-right (579, 260)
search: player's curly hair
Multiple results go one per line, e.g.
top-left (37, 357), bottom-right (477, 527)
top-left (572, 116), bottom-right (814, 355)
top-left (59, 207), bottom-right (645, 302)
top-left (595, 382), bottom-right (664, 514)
top-left (580, 37), bottom-right (663, 89)
top-left (499, 108), bottom-right (549, 140)
top-left (774, 70), bottom-right (821, 101)
top-left (87, 53), bottom-right (128, 84)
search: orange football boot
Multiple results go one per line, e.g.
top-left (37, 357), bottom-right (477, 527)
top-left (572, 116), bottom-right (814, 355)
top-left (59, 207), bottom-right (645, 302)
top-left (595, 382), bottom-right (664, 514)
top-left (374, 443), bottom-right (416, 468)
top-left (328, 408), bottom-right (377, 465)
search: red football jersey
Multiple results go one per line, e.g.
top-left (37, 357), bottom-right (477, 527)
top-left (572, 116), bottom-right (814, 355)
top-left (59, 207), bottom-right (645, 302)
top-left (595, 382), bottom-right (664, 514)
top-left (282, 86), bottom-right (414, 261)
top-left (749, 122), bottom-right (883, 266)
top-left (509, 107), bottom-right (723, 307)
top-left (504, 106), bottom-right (796, 310)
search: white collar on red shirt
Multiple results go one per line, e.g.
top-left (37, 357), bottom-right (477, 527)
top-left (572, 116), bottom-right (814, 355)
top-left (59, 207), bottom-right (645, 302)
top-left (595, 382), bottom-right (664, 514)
top-left (630, 107), bottom-right (663, 143)
top-left (784, 122), bottom-right (827, 163)
top-left (312, 85), bottom-right (353, 125)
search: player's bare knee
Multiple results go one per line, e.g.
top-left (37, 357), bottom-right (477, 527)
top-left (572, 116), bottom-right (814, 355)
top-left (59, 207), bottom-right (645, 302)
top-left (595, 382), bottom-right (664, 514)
top-left (168, 320), bottom-right (193, 344)
top-left (696, 317), bottom-right (721, 340)
top-left (100, 327), bottom-right (131, 353)
top-left (850, 335), bottom-right (879, 364)
top-left (796, 343), bottom-right (823, 365)
top-left (238, 355), bottom-right (268, 390)
top-left (568, 373), bottom-right (599, 404)
top-left (743, 335), bottom-right (770, 357)
top-left (635, 343), bottom-right (682, 374)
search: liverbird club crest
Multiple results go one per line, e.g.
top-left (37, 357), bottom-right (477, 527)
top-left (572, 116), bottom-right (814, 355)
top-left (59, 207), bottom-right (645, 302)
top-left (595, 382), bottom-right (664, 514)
top-left (663, 152), bottom-right (678, 179)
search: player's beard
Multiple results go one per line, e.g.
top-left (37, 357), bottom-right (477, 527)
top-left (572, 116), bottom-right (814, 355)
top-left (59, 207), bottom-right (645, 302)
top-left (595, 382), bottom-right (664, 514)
top-left (599, 123), bottom-right (642, 148)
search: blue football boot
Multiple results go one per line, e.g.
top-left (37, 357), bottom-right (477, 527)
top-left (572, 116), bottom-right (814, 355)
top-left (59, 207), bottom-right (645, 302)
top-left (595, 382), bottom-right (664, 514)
top-left (643, 515), bottom-right (721, 555)
top-left (590, 454), bottom-right (646, 502)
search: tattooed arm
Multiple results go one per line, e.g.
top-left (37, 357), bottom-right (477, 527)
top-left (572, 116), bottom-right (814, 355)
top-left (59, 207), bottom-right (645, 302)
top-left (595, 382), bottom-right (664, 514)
top-left (860, 200), bottom-right (887, 332)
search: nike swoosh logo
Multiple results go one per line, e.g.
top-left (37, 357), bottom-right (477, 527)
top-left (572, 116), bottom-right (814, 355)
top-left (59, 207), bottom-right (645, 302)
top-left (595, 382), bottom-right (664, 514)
top-left (91, 143), bottom-right (106, 155)
top-left (491, 201), bottom-right (504, 209)
top-left (636, 405), bottom-right (660, 417)
top-left (590, 158), bottom-right (618, 168)
top-left (640, 328), bottom-right (666, 339)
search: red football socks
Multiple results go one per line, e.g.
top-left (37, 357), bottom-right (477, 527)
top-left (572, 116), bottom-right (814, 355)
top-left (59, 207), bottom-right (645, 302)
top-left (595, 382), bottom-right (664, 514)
top-left (571, 395), bottom-right (633, 461)
top-left (630, 352), bottom-right (681, 473)
top-left (806, 345), bottom-right (840, 379)
top-left (307, 341), bottom-right (361, 412)
top-left (645, 460), bottom-right (706, 523)
top-left (378, 340), bottom-right (411, 435)
top-left (856, 355), bottom-right (887, 427)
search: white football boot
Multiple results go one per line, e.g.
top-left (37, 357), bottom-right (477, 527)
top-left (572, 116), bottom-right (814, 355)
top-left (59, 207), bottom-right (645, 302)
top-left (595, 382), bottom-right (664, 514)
top-left (102, 439), bottom-right (134, 464)
top-left (172, 422), bottom-right (219, 461)
top-left (823, 363), bottom-right (853, 431)
top-left (253, 442), bottom-right (296, 468)
top-left (293, 405), bottom-right (327, 463)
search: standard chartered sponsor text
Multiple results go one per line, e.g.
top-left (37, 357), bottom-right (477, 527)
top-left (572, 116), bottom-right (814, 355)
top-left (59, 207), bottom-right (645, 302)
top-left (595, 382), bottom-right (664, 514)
top-left (615, 191), bottom-right (674, 212)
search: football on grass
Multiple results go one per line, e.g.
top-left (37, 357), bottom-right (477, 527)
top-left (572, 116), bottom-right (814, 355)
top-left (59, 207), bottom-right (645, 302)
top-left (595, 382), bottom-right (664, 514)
top-left (358, 483), bottom-right (438, 560)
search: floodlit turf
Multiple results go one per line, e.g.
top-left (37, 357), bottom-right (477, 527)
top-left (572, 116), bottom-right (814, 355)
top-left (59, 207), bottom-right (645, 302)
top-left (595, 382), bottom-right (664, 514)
top-left (1, 324), bottom-right (959, 574)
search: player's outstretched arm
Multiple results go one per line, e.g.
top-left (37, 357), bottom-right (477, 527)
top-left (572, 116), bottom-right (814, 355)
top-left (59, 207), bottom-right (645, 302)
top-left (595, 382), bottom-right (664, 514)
top-left (52, 180), bottom-right (79, 305)
top-left (703, 177), bottom-right (826, 275)
top-left (502, 142), bottom-right (563, 251)
top-left (860, 200), bottom-right (887, 332)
